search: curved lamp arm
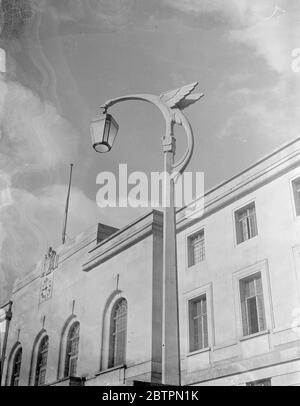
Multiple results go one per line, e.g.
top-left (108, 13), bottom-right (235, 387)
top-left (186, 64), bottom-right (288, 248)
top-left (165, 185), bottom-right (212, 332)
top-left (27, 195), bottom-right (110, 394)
top-left (100, 94), bottom-right (194, 176)
top-left (171, 108), bottom-right (194, 178)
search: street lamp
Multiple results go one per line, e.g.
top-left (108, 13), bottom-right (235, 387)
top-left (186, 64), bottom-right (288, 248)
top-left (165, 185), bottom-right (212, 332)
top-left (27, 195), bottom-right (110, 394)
top-left (90, 113), bottom-right (119, 153)
top-left (90, 82), bottom-right (203, 385)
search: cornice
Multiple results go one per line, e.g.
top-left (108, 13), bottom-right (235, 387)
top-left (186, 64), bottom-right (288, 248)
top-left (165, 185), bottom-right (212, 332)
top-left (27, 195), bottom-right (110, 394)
top-left (177, 136), bottom-right (300, 231)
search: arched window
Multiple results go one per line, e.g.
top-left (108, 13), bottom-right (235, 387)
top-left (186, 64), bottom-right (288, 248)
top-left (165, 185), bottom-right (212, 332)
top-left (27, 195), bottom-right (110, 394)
top-left (64, 321), bottom-right (80, 377)
top-left (10, 347), bottom-right (22, 386)
top-left (109, 298), bottom-right (127, 368)
top-left (35, 335), bottom-right (49, 386)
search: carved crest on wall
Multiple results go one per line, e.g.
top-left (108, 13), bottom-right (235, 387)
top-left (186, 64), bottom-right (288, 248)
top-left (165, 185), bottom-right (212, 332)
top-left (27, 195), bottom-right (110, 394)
top-left (39, 273), bottom-right (54, 304)
top-left (39, 247), bottom-right (58, 304)
top-left (41, 247), bottom-right (59, 276)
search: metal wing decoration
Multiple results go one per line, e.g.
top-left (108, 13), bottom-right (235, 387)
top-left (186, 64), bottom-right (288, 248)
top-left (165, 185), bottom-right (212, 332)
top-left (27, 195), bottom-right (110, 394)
top-left (159, 82), bottom-right (204, 110)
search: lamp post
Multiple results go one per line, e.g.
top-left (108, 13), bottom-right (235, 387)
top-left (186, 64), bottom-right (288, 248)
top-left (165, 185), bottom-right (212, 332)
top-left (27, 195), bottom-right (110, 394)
top-left (90, 82), bottom-right (203, 385)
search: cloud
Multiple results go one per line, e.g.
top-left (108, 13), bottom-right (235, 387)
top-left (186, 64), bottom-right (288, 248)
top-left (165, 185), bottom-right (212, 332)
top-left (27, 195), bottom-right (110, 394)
top-left (223, 6), bottom-right (300, 141)
top-left (164, 0), bottom-right (294, 73)
top-left (0, 77), bottom-right (80, 301)
top-left (165, 0), bottom-right (300, 142)
top-left (229, 6), bottom-right (299, 75)
top-left (218, 73), bottom-right (300, 146)
top-left (163, 0), bottom-right (273, 26)
top-left (0, 80), bottom-right (78, 175)
top-left (29, 0), bottom-right (139, 35)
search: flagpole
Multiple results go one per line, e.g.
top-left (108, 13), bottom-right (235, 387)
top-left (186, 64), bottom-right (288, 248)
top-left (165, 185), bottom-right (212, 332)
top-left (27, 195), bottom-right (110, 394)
top-left (62, 163), bottom-right (73, 244)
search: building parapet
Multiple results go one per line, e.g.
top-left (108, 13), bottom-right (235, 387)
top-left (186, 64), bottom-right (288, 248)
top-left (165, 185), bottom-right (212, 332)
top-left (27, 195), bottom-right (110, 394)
top-left (177, 135), bottom-right (300, 231)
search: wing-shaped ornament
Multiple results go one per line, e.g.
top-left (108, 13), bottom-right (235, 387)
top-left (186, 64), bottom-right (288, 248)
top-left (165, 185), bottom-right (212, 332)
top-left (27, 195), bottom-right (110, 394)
top-left (159, 82), bottom-right (203, 110)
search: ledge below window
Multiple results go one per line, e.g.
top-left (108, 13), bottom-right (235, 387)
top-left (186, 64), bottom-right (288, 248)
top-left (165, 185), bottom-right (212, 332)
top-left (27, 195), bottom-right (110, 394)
top-left (186, 260), bottom-right (206, 272)
top-left (239, 330), bottom-right (270, 342)
top-left (187, 347), bottom-right (211, 357)
top-left (95, 364), bottom-right (126, 376)
top-left (49, 376), bottom-right (85, 386)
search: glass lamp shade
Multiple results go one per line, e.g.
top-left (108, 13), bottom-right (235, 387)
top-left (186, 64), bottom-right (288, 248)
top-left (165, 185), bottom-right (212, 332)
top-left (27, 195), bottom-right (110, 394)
top-left (90, 113), bottom-right (119, 153)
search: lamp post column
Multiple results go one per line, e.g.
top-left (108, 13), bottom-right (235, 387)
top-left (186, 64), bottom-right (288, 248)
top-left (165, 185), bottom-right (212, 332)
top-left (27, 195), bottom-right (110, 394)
top-left (162, 132), bottom-right (181, 386)
top-left (96, 84), bottom-right (203, 386)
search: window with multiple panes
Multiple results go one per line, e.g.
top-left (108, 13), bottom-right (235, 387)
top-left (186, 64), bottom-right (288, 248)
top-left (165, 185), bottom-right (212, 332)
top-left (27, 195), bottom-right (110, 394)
top-left (109, 298), bottom-right (127, 368)
top-left (235, 202), bottom-right (258, 244)
top-left (35, 336), bottom-right (49, 386)
top-left (188, 230), bottom-right (205, 266)
top-left (239, 272), bottom-right (266, 336)
top-left (246, 378), bottom-right (271, 386)
top-left (10, 348), bottom-right (22, 386)
top-left (292, 177), bottom-right (300, 216)
top-left (189, 295), bottom-right (208, 352)
top-left (64, 322), bottom-right (80, 377)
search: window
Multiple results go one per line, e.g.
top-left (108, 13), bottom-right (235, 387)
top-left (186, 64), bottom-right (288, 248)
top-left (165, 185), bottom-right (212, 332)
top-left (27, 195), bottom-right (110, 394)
top-left (292, 177), bottom-right (300, 216)
top-left (235, 202), bottom-right (257, 244)
top-left (10, 348), bottom-right (22, 386)
top-left (239, 272), bottom-right (266, 336)
top-left (109, 298), bottom-right (127, 368)
top-left (188, 230), bottom-right (205, 266)
top-left (64, 322), bottom-right (80, 377)
top-left (246, 378), bottom-right (271, 386)
top-left (189, 295), bottom-right (208, 352)
top-left (35, 336), bottom-right (49, 386)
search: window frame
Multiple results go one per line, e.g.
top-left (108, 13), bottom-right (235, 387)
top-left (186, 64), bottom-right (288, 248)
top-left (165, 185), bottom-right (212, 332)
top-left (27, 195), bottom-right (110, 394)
top-left (188, 294), bottom-right (209, 352)
top-left (290, 174), bottom-right (300, 219)
top-left (108, 298), bottom-right (128, 369)
top-left (10, 347), bottom-right (22, 386)
top-left (292, 245), bottom-right (300, 302)
top-left (34, 335), bottom-right (49, 386)
top-left (8, 345), bottom-right (22, 387)
top-left (246, 378), bottom-right (272, 386)
top-left (234, 201), bottom-right (258, 245)
top-left (232, 260), bottom-right (274, 340)
top-left (64, 321), bottom-right (80, 378)
top-left (187, 229), bottom-right (205, 267)
top-left (184, 283), bottom-right (214, 356)
top-left (239, 272), bottom-right (266, 336)
top-left (186, 226), bottom-right (206, 269)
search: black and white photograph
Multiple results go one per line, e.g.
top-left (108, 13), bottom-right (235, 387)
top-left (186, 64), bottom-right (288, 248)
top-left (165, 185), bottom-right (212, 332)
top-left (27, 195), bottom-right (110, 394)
top-left (0, 0), bottom-right (300, 392)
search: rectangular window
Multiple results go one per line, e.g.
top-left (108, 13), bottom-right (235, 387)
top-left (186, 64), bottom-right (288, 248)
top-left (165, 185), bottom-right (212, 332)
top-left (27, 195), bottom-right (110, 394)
top-left (239, 272), bottom-right (266, 336)
top-left (235, 202), bottom-right (258, 244)
top-left (246, 378), bottom-right (271, 386)
top-left (189, 295), bottom-right (208, 352)
top-left (292, 178), bottom-right (300, 216)
top-left (188, 230), bottom-right (205, 266)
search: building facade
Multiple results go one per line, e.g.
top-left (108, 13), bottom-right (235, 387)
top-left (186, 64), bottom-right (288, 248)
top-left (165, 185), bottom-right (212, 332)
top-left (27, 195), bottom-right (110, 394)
top-left (2, 137), bottom-right (300, 386)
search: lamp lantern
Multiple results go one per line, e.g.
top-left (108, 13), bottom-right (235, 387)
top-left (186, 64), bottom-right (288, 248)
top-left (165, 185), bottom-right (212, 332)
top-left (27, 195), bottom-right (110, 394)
top-left (90, 113), bottom-right (119, 153)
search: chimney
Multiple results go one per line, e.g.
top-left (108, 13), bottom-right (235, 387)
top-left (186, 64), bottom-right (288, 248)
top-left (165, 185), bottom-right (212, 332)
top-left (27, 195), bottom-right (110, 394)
top-left (96, 223), bottom-right (119, 244)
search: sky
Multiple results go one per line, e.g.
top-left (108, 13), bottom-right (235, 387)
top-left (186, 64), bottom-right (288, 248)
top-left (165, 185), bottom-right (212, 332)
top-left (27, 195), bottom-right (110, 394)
top-left (0, 0), bottom-right (300, 301)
